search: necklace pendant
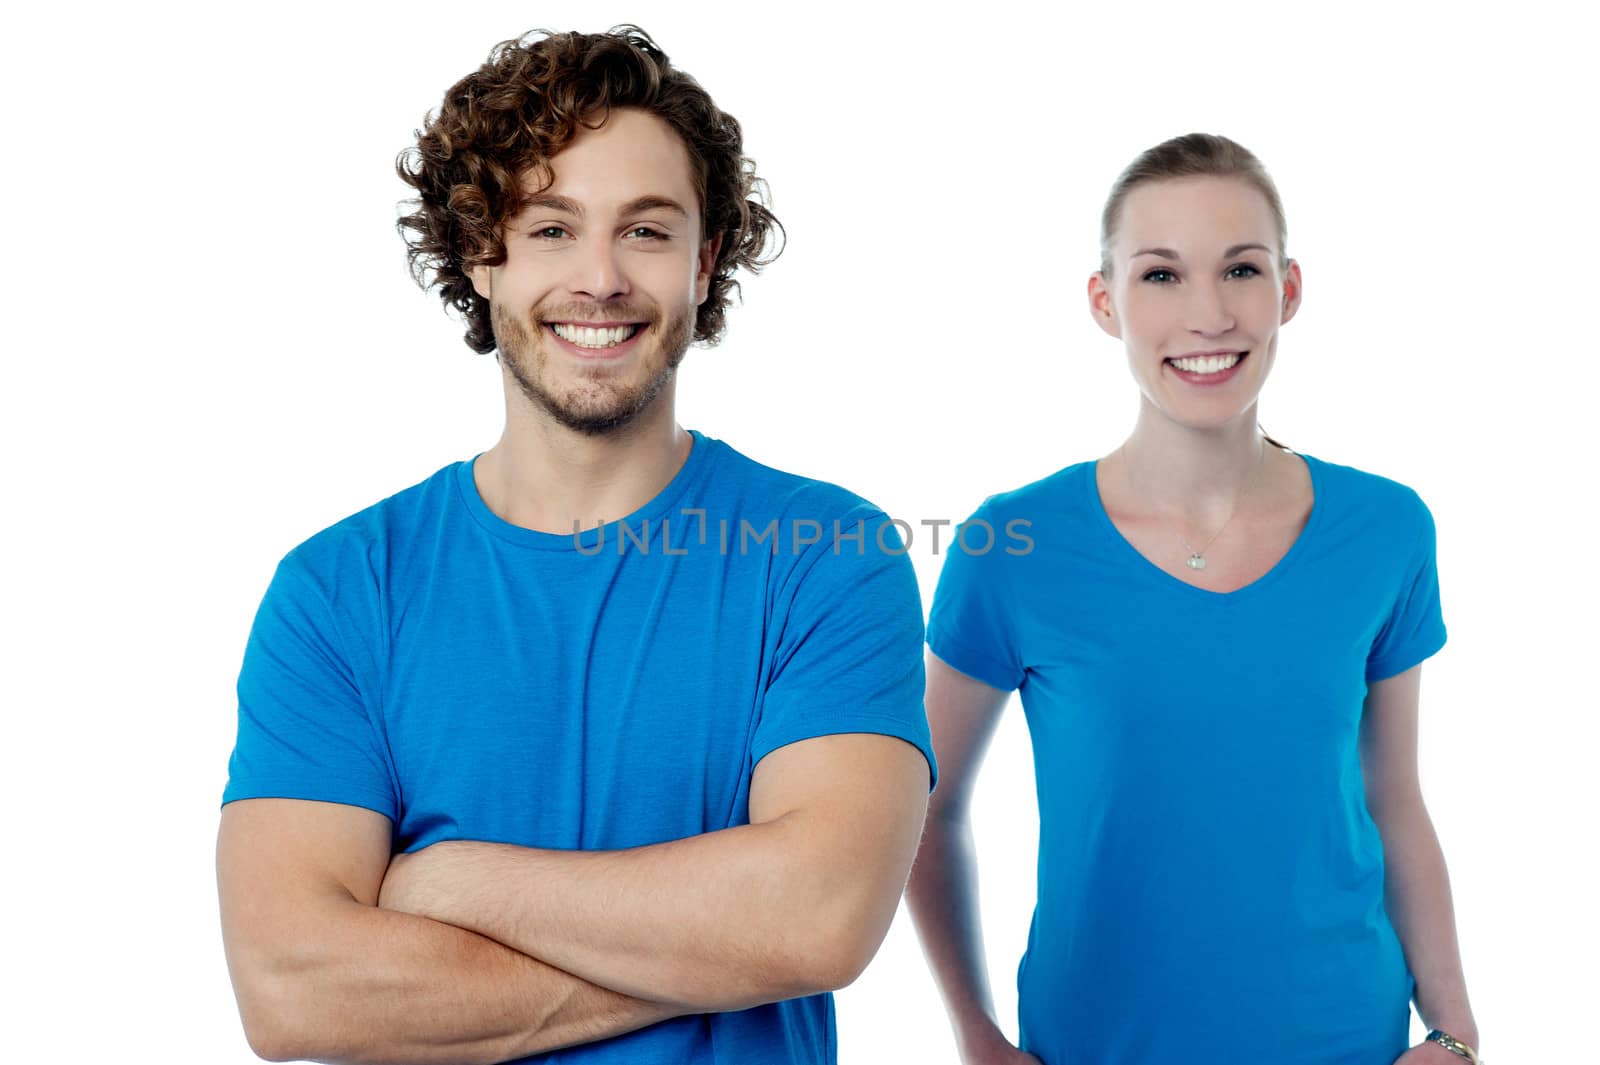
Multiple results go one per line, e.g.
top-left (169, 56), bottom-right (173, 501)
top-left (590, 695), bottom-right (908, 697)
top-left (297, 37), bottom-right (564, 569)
top-left (1186, 553), bottom-right (1207, 571)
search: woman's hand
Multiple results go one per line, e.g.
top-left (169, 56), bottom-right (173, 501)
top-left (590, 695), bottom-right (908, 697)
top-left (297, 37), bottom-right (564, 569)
top-left (1393, 1040), bottom-right (1476, 1064)
top-left (956, 1023), bottom-right (1044, 1065)
top-left (965, 1045), bottom-right (1043, 1065)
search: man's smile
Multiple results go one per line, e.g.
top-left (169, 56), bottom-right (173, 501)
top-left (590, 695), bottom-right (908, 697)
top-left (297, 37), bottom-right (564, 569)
top-left (547, 321), bottom-right (648, 351)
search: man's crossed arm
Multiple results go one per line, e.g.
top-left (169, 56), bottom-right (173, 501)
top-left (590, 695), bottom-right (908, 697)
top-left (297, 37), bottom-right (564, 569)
top-left (217, 732), bottom-right (929, 1064)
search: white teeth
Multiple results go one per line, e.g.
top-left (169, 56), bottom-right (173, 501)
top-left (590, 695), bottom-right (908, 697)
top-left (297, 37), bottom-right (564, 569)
top-left (552, 323), bottom-right (637, 349)
top-left (1169, 352), bottom-right (1243, 374)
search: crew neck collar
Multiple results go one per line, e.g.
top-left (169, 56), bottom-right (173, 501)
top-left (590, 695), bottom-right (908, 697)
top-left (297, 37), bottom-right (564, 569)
top-left (454, 429), bottom-right (718, 551)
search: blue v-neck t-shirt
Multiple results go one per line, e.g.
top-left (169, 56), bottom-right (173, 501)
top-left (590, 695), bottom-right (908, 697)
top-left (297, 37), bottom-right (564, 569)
top-left (927, 453), bottom-right (1446, 1065)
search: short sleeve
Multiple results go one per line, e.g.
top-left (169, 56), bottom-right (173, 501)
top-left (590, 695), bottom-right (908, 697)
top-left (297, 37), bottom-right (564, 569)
top-left (222, 552), bottom-right (398, 819)
top-left (926, 501), bottom-right (1024, 692)
top-left (751, 509), bottom-right (936, 789)
top-left (1365, 493), bottom-right (1448, 683)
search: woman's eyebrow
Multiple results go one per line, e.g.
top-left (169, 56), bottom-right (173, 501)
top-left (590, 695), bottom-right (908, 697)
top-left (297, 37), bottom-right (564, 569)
top-left (1130, 242), bottom-right (1273, 260)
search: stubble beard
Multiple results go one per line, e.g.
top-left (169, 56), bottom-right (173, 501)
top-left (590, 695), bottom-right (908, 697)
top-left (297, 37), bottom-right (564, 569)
top-left (491, 299), bottom-right (694, 437)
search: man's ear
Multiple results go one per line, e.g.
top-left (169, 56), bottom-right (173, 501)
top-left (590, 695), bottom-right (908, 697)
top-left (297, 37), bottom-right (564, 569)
top-left (469, 262), bottom-right (492, 302)
top-left (695, 233), bottom-right (725, 306)
top-left (1088, 271), bottom-right (1121, 340)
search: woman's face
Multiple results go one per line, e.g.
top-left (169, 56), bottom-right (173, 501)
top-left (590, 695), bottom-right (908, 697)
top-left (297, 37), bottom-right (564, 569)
top-left (1089, 175), bottom-right (1301, 432)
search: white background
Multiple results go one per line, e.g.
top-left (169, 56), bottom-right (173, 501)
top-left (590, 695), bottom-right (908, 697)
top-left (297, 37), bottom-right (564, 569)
top-left (3, 1), bottom-right (1595, 1061)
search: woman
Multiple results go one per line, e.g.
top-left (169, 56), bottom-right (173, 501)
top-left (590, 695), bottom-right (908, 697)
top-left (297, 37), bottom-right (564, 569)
top-left (905, 134), bottom-right (1480, 1065)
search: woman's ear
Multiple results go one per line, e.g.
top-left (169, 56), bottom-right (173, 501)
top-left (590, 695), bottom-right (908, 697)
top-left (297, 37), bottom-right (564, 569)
top-left (1280, 259), bottom-right (1303, 326)
top-left (1088, 272), bottom-right (1121, 339)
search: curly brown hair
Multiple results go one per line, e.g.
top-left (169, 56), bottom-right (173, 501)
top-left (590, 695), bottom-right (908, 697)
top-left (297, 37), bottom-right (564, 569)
top-left (396, 26), bottom-right (783, 354)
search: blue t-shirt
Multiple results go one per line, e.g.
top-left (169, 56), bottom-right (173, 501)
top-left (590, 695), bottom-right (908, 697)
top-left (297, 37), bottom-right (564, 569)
top-left (927, 453), bottom-right (1446, 1065)
top-left (223, 429), bottom-right (936, 1065)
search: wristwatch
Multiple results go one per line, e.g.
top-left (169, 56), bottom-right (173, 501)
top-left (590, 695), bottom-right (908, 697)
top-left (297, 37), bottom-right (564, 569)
top-left (1425, 1029), bottom-right (1483, 1063)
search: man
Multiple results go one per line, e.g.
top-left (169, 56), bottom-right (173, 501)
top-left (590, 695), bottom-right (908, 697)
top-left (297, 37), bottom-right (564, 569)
top-left (217, 26), bottom-right (934, 1065)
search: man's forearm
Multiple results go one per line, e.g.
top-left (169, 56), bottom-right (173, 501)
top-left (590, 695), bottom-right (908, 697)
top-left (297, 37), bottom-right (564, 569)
top-left (233, 895), bottom-right (681, 1064)
top-left (378, 733), bottom-right (928, 1013)
top-left (384, 817), bottom-right (883, 1012)
top-left (1377, 803), bottom-right (1478, 1046)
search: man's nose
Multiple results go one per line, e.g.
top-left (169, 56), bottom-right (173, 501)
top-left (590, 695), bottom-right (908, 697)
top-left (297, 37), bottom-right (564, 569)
top-left (566, 237), bottom-right (629, 303)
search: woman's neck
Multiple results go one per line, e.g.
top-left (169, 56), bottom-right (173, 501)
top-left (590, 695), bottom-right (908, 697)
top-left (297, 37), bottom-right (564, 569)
top-left (1103, 402), bottom-right (1274, 521)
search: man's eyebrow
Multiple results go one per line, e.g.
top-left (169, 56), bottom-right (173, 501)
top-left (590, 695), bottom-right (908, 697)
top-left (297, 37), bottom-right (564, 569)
top-left (621, 195), bottom-right (690, 218)
top-left (520, 194), bottom-right (584, 217)
top-left (515, 194), bottom-right (690, 220)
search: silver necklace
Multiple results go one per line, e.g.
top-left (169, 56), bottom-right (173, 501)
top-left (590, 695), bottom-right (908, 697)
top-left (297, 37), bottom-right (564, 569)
top-left (1175, 443), bottom-right (1267, 570)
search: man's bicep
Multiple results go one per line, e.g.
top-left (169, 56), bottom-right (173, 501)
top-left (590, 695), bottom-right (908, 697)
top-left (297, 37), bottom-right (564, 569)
top-left (218, 798), bottom-right (393, 936)
top-left (749, 732), bottom-right (929, 864)
top-left (217, 798), bottom-right (394, 1046)
top-left (747, 733), bottom-right (929, 984)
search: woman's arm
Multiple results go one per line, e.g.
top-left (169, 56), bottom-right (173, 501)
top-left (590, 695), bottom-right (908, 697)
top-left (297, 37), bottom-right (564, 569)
top-left (1361, 664), bottom-right (1481, 1057)
top-left (904, 652), bottom-right (1042, 1065)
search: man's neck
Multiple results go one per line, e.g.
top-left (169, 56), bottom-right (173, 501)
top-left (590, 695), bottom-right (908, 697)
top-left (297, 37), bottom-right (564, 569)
top-left (472, 400), bottom-right (692, 536)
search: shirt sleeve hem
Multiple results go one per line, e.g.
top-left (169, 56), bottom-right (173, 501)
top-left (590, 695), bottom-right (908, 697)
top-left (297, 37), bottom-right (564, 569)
top-left (1365, 625), bottom-right (1449, 684)
top-left (220, 780), bottom-right (398, 822)
top-left (926, 623), bottom-right (1021, 692)
top-left (751, 714), bottom-right (938, 791)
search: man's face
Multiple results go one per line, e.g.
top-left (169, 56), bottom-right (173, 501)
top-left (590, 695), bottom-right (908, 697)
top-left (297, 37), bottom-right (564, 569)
top-left (472, 107), bottom-right (719, 436)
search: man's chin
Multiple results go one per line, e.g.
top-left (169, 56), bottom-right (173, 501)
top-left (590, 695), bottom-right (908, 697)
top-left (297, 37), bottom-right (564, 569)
top-left (544, 401), bottom-right (646, 437)
top-left (493, 300), bottom-right (692, 436)
top-left (532, 376), bottom-right (676, 437)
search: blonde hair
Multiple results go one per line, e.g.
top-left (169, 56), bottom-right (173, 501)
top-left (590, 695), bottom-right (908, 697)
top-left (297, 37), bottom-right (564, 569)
top-left (1099, 133), bottom-right (1287, 278)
